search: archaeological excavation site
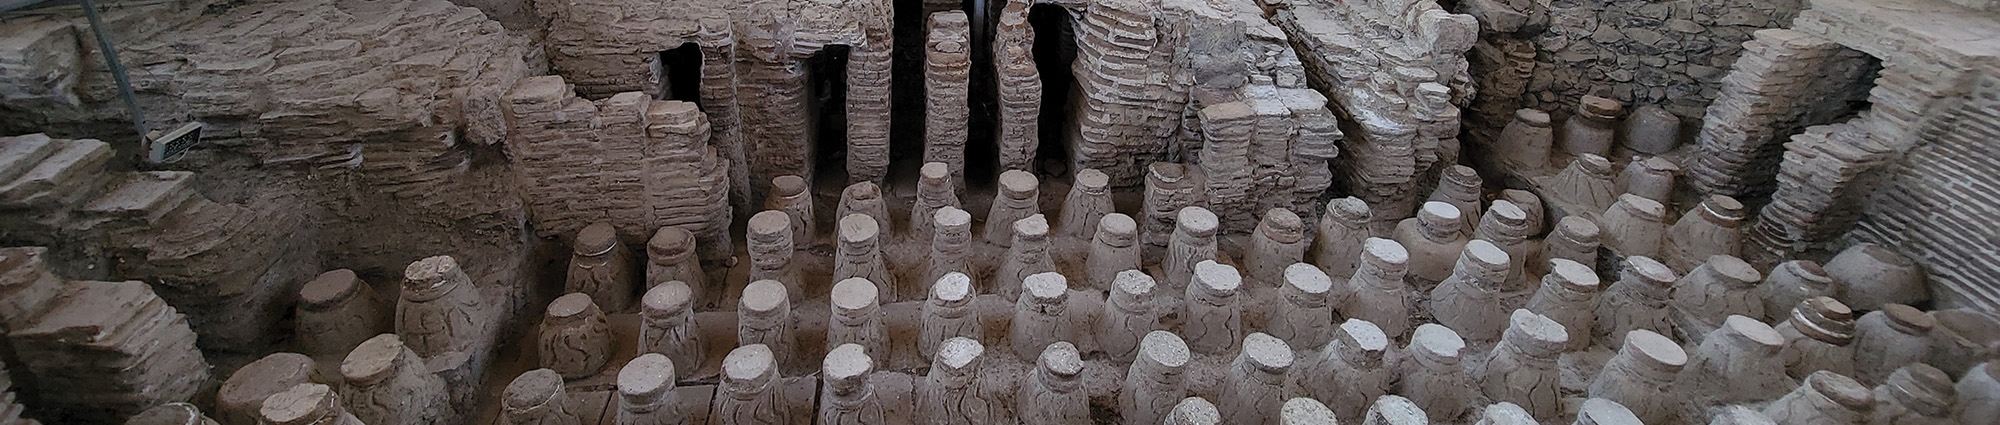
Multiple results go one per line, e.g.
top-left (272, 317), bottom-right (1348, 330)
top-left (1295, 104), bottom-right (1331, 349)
top-left (1, 0), bottom-right (2000, 422)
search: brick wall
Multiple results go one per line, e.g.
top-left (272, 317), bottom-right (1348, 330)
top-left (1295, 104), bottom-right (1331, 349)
top-left (1848, 77), bottom-right (2000, 311)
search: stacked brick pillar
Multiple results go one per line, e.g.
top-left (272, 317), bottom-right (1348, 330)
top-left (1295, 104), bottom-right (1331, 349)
top-left (925, 12), bottom-right (972, 184)
top-left (1741, 121), bottom-right (1895, 268)
top-left (994, 2), bottom-right (1042, 172)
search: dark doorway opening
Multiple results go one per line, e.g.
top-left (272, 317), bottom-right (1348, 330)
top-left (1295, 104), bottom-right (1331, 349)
top-left (808, 45), bottom-right (853, 184)
top-left (657, 42), bottom-right (703, 107)
top-left (962, 0), bottom-right (1002, 185)
top-left (1029, 4), bottom-right (1077, 175)
top-left (890, 0), bottom-right (930, 174)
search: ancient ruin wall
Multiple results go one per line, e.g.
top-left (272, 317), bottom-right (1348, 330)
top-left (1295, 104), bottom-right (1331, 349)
top-left (1270, 0), bottom-right (1476, 226)
top-left (1518, 0), bottom-right (1805, 121)
top-left (501, 76), bottom-right (733, 258)
top-left (0, 0), bottom-right (542, 352)
top-left (1847, 83), bottom-right (2000, 311)
top-left (1164, 0), bottom-right (1341, 231)
top-left (1780, 0), bottom-right (2000, 312)
top-left (539, 0), bottom-right (893, 203)
top-left (1685, 28), bottom-right (1876, 202)
top-left (1069, 0), bottom-right (1183, 185)
top-left (536, 0), bottom-right (712, 97)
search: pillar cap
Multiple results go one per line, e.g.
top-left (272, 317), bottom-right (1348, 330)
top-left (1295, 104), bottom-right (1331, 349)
top-left (617, 353), bottom-right (676, 400)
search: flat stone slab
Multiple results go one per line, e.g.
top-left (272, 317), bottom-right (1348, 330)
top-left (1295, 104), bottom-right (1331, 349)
top-left (0, 139), bottom-right (111, 208)
top-left (0, 134), bottom-right (59, 184)
top-left (81, 171), bottom-right (197, 223)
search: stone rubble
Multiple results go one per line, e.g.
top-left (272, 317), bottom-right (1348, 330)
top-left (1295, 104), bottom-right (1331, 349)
top-left (10, 281), bottom-right (209, 423)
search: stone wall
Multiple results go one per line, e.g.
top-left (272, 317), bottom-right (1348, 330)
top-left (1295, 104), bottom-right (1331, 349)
top-left (1779, 0), bottom-right (2000, 311)
top-left (502, 76), bottom-right (733, 259)
top-left (1719, 0), bottom-right (2000, 311)
top-left (1520, 0), bottom-right (1804, 122)
top-left (1454, 0), bottom-right (1807, 144)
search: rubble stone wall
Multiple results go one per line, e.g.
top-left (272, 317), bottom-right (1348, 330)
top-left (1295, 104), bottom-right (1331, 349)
top-left (1521, 0), bottom-right (1804, 121)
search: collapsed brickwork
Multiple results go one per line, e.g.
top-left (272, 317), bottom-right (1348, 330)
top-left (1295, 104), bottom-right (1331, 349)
top-left (0, 0), bottom-right (547, 359)
top-left (0, 129), bottom-right (316, 354)
top-left (1270, 0), bottom-right (1477, 227)
top-left (501, 76), bottom-right (734, 259)
top-left (0, 248), bottom-right (208, 424)
top-left (1168, 0), bottom-right (1342, 231)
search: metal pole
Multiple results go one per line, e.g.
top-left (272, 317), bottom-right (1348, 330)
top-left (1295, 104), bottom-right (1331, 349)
top-left (78, 0), bottom-right (148, 139)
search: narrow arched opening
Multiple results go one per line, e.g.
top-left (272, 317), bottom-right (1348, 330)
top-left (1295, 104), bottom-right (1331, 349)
top-left (656, 42), bottom-right (703, 107)
top-left (1029, 4), bottom-right (1077, 176)
top-left (807, 45), bottom-right (853, 184)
